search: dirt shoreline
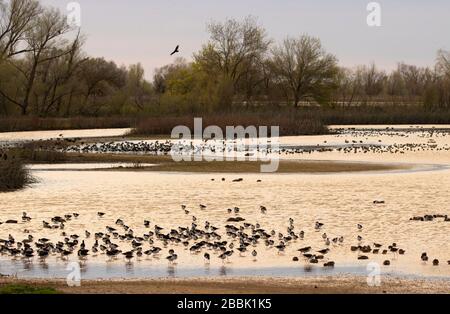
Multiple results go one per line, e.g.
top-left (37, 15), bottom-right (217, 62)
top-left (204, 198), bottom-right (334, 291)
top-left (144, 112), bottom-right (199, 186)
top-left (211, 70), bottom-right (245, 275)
top-left (32, 153), bottom-right (406, 173)
top-left (1, 276), bottom-right (449, 294)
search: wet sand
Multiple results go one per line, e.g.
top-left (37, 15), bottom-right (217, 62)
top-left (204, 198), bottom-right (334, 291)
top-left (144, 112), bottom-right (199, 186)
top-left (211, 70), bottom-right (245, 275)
top-left (46, 153), bottom-right (405, 173)
top-left (1, 276), bottom-right (449, 294)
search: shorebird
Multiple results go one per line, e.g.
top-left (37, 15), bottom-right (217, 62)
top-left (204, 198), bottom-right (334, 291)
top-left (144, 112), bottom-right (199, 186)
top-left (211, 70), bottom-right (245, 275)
top-left (167, 253), bottom-right (178, 264)
top-left (317, 248), bottom-right (330, 255)
top-left (315, 221), bottom-right (324, 230)
top-left (22, 212), bottom-right (31, 222)
top-left (97, 212), bottom-right (105, 218)
top-left (298, 246), bottom-right (311, 253)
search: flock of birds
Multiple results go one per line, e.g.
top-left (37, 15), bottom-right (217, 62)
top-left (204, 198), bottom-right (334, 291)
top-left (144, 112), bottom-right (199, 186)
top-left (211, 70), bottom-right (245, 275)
top-left (1, 205), bottom-right (449, 271)
top-left (1, 126), bottom-right (449, 275)
top-left (57, 128), bottom-right (450, 157)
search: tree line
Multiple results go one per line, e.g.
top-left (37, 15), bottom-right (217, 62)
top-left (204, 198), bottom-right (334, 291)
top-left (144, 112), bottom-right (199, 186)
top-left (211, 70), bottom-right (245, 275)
top-left (1, 0), bottom-right (449, 118)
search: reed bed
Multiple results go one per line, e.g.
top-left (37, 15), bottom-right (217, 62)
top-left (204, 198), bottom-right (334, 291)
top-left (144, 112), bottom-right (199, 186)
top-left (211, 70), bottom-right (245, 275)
top-left (0, 116), bottom-right (134, 132)
top-left (131, 113), bottom-right (327, 136)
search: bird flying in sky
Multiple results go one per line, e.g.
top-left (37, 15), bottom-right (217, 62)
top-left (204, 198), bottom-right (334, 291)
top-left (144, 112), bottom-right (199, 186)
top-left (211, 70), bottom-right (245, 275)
top-left (170, 45), bottom-right (180, 56)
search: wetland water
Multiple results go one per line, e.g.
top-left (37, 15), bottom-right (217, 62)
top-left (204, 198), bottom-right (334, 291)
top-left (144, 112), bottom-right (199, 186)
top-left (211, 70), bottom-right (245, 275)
top-left (0, 125), bottom-right (449, 280)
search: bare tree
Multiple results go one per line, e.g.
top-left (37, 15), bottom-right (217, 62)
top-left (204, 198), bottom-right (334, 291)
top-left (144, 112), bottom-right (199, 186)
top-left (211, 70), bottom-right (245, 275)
top-left (0, 6), bottom-right (75, 115)
top-left (436, 49), bottom-right (450, 77)
top-left (271, 35), bottom-right (339, 106)
top-left (0, 0), bottom-right (42, 60)
top-left (194, 16), bottom-right (271, 101)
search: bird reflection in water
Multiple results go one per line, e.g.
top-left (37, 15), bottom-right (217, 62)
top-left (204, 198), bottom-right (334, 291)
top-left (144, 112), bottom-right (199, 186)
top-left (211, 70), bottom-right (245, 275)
top-left (303, 265), bottom-right (313, 273)
top-left (21, 259), bottom-right (33, 271)
top-left (125, 261), bottom-right (134, 274)
top-left (219, 266), bottom-right (227, 276)
top-left (80, 261), bottom-right (88, 274)
top-left (167, 265), bottom-right (176, 277)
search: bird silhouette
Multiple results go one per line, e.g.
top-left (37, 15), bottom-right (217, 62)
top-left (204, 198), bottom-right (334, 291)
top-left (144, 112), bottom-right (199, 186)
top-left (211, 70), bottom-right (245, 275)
top-left (170, 45), bottom-right (180, 56)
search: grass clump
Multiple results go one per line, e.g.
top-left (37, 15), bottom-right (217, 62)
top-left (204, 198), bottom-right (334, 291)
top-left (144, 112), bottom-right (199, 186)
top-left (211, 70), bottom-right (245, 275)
top-left (0, 151), bottom-right (34, 192)
top-left (0, 284), bottom-right (60, 294)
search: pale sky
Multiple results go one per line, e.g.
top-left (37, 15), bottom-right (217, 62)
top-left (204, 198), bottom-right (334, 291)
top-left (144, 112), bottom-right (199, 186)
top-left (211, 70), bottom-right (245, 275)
top-left (41, 0), bottom-right (450, 79)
